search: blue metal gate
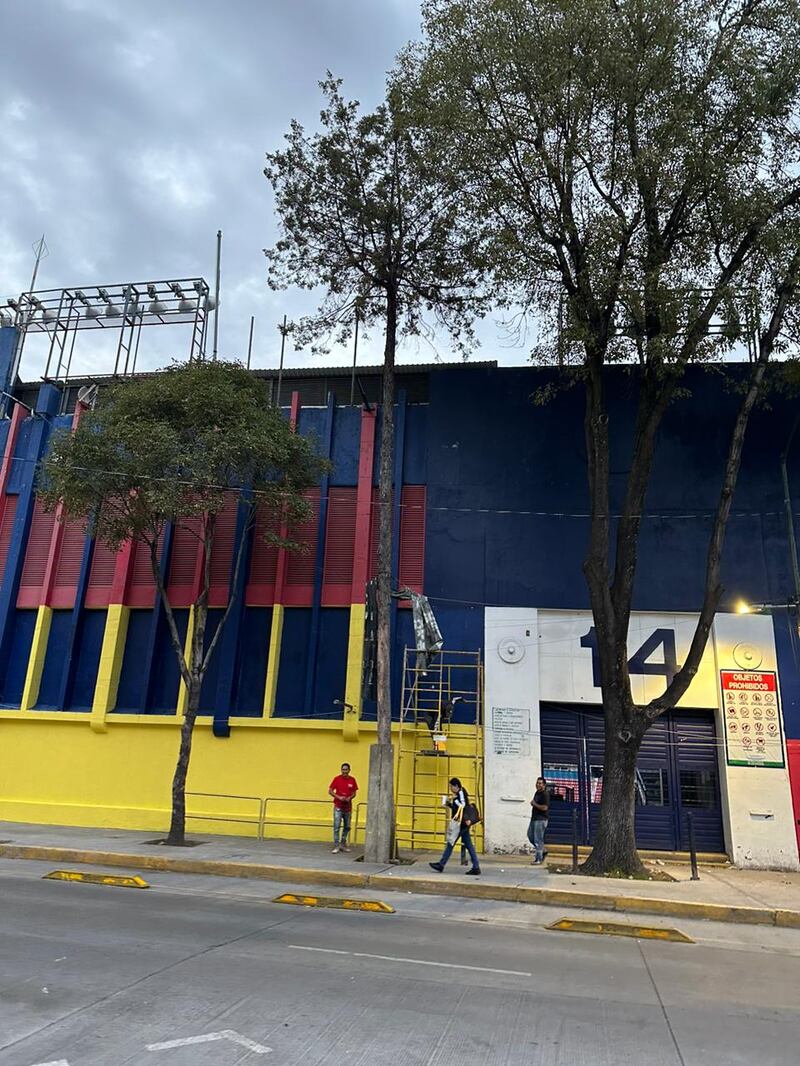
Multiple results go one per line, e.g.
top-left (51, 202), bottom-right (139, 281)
top-left (540, 704), bottom-right (725, 853)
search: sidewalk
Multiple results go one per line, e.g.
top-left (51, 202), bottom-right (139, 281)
top-left (1, 820), bottom-right (799, 928)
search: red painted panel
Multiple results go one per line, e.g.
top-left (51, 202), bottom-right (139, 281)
top-left (367, 485), bottom-right (382, 581)
top-left (322, 486), bottom-right (356, 606)
top-left (17, 499), bottom-right (55, 607)
top-left (209, 491), bottom-right (239, 607)
top-left (166, 516), bottom-right (203, 608)
top-left (398, 485), bottom-right (426, 592)
top-left (85, 536), bottom-right (117, 608)
top-left (286, 488), bottom-right (320, 590)
top-left (246, 502), bottom-right (280, 605)
top-left (127, 532), bottom-right (164, 607)
top-left (0, 494), bottom-right (18, 580)
top-left (51, 517), bottom-right (88, 608)
top-left (788, 739), bottom-right (800, 859)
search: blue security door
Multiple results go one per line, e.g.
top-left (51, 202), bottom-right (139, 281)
top-left (540, 703), bottom-right (725, 853)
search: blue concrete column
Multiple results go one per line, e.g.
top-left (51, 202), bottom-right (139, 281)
top-left (0, 383), bottom-right (61, 679)
top-left (304, 392), bottom-right (336, 714)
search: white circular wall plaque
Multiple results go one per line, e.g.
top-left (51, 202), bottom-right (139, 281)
top-left (732, 642), bottom-right (763, 670)
top-left (498, 637), bottom-right (525, 664)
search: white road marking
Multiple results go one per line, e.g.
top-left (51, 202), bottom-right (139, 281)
top-left (289, 944), bottom-right (532, 977)
top-left (29, 1060), bottom-right (70, 1065)
top-left (147, 1029), bottom-right (271, 1054)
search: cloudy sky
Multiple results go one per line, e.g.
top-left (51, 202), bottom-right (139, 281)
top-left (1, 0), bottom-right (529, 381)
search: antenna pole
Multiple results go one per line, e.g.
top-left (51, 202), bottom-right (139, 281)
top-left (276, 314), bottom-right (287, 407)
top-left (350, 310), bottom-right (360, 405)
top-left (29, 235), bottom-right (47, 294)
top-left (212, 229), bottom-right (222, 361)
top-left (246, 315), bottom-right (255, 370)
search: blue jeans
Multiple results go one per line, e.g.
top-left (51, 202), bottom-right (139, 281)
top-left (333, 806), bottom-right (351, 845)
top-left (527, 818), bottom-right (547, 861)
top-left (438, 823), bottom-right (480, 871)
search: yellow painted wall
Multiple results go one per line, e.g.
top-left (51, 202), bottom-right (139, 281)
top-left (0, 712), bottom-right (481, 847)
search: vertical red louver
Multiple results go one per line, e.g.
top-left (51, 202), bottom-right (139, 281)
top-left (367, 485), bottom-right (425, 593)
top-left (166, 516), bottom-right (202, 608)
top-left (0, 495), bottom-right (18, 582)
top-left (208, 491), bottom-right (239, 607)
top-left (398, 485), bottom-right (426, 592)
top-left (51, 517), bottom-right (88, 608)
top-left (285, 487), bottom-right (321, 605)
top-left (322, 486), bottom-right (356, 605)
top-left (246, 500), bottom-right (280, 605)
top-left (85, 536), bottom-right (117, 607)
top-left (17, 499), bottom-right (55, 607)
top-left (127, 531), bottom-right (164, 607)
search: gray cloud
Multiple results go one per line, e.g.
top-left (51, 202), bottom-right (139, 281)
top-left (2, 0), bottom-right (529, 380)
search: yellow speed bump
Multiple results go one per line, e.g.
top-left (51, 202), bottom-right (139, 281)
top-left (273, 892), bottom-right (394, 913)
top-left (548, 917), bottom-right (692, 943)
top-left (44, 869), bottom-right (149, 889)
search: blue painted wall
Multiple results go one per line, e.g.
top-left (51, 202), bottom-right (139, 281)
top-left (67, 608), bottom-right (106, 710)
top-left (0, 609), bottom-right (36, 705)
top-left (424, 364), bottom-right (800, 735)
top-left (232, 606), bottom-right (272, 716)
top-left (36, 610), bottom-right (73, 710)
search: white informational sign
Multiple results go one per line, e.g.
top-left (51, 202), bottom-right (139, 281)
top-left (491, 706), bottom-right (530, 756)
top-left (720, 670), bottom-right (785, 768)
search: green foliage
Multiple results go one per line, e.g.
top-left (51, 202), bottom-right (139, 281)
top-left (39, 360), bottom-right (327, 555)
top-left (403, 0), bottom-right (800, 368)
top-left (264, 75), bottom-right (489, 355)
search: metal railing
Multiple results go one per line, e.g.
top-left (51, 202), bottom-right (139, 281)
top-left (185, 792), bottom-right (266, 840)
top-left (185, 792), bottom-right (358, 843)
top-left (183, 792), bottom-right (483, 852)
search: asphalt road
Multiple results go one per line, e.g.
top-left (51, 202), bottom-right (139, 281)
top-left (1, 859), bottom-right (799, 1066)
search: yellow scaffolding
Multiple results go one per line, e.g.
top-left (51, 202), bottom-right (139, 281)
top-left (395, 647), bottom-right (484, 852)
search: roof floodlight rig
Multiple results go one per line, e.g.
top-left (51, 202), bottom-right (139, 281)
top-left (2, 276), bottom-right (213, 390)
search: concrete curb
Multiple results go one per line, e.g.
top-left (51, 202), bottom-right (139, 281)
top-left (2, 843), bottom-right (798, 928)
top-left (0, 844), bottom-right (369, 890)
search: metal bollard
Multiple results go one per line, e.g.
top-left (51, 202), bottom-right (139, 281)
top-left (687, 811), bottom-right (700, 881)
top-left (572, 809), bottom-right (579, 874)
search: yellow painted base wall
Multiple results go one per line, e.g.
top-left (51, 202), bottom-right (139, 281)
top-left (0, 713), bottom-right (481, 847)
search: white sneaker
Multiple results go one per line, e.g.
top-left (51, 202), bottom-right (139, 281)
top-left (332, 846), bottom-right (340, 853)
top-left (341, 844), bottom-right (351, 852)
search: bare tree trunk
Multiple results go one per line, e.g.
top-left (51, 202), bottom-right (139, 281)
top-left (364, 288), bottom-right (397, 864)
top-left (581, 701), bottom-right (647, 876)
top-left (166, 676), bottom-right (201, 845)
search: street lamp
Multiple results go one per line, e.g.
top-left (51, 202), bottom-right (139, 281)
top-left (736, 600), bottom-right (797, 614)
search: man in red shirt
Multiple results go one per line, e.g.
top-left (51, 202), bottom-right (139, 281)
top-left (329, 762), bottom-right (358, 853)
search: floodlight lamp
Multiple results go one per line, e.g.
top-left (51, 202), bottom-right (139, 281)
top-left (6, 298), bottom-right (19, 310)
top-left (736, 600), bottom-right (752, 614)
top-left (205, 294), bottom-right (217, 311)
top-left (147, 284), bottom-right (159, 299)
top-left (105, 301), bottom-right (121, 317)
top-left (0, 312), bottom-right (11, 327)
top-left (41, 307), bottom-right (56, 323)
top-left (169, 282), bottom-right (184, 298)
top-left (178, 296), bottom-right (195, 313)
top-left (149, 297), bottom-right (168, 315)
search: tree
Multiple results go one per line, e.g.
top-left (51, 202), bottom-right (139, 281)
top-left (264, 77), bottom-right (486, 863)
top-left (39, 361), bottom-right (324, 845)
top-left (405, 0), bottom-right (800, 873)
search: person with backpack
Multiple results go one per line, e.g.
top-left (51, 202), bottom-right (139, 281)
top-left (429, 777), bottom-right (481, 876)
top-left (528, 776), bottom-right (550, 864)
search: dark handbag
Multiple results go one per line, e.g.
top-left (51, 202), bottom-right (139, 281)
top-left (462, 802), bottom-right (481, 826)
